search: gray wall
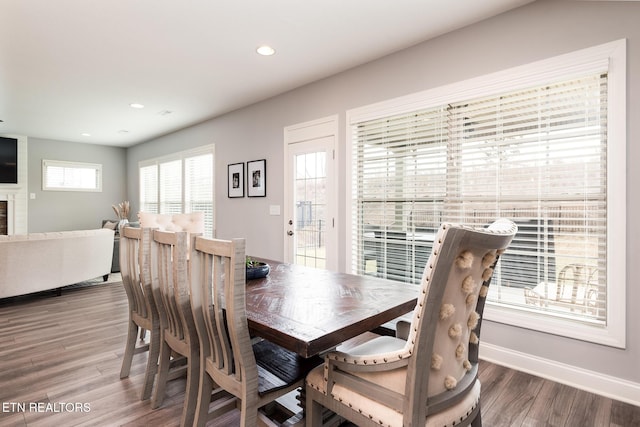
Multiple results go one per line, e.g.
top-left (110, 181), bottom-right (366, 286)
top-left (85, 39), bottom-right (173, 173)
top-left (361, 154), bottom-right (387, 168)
top-left (28, 137), bottom-right (127, 232)
top-left (126, 0), bottom-right (639, 385)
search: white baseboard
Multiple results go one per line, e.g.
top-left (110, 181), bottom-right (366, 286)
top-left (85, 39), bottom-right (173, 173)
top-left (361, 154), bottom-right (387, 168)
top-left (480, 342), bottom-right (640, 407)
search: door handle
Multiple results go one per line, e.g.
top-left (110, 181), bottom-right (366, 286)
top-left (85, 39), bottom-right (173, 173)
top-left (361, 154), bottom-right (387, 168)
top-left (287, 230), bottom-right (294, 236)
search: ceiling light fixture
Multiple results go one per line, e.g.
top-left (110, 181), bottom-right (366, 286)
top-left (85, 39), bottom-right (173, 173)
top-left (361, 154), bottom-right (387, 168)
top-left (256, 45), bottom-right (275, 56)
top-left (81, 133), bottom-right (91, 137)
top-left (129, 103), bottom-right (145, 109)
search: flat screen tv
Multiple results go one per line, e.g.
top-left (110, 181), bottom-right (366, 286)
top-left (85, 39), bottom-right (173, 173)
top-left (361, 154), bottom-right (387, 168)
top-left (0, 137), bottom-right (18, 184)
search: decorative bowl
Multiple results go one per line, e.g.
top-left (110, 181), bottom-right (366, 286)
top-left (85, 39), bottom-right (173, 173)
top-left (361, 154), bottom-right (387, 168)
top-left (246, 262), bottom-right (270, 280)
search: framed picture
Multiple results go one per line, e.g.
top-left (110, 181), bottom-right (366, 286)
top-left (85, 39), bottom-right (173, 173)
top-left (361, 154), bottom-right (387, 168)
top-left (247, 159), bottom-right (266, 197)
top-left (228, 162), bottom-right (244, 198)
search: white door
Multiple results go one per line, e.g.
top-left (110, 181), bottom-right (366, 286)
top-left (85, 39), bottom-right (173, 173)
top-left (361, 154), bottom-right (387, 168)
top-left (284, 117), bottom-right (337, 271)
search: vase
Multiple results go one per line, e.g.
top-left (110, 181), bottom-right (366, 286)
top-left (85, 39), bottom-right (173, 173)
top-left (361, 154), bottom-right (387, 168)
top-left (117, 219), bottom-right (129, 234)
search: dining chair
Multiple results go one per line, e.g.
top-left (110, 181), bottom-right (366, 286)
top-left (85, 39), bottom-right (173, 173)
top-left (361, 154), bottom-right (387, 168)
top-left (119, 226), bottom-right (160, 401)
top-left (149, 229), bottom-right (201, 427)
top-left (524, 262), bottom-right (599, 315)
top-left (190, 236), bottom-right (323, 427)
top-left (306, 219), bottom-right (517, 427)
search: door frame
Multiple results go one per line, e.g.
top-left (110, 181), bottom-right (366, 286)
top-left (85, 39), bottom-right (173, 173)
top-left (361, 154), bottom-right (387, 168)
top-left (283, 115), bottom-right (338, 271)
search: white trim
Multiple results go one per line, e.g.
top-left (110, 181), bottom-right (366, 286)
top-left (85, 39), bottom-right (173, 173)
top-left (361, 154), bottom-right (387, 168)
top-left (480, 342), bottom-right (640, 407)
top-left (283, 115), bottom-right (339, 270)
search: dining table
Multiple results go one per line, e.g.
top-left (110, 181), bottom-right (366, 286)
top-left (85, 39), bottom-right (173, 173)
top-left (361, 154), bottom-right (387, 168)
top-left (245, 259), bottom-right (419, 358)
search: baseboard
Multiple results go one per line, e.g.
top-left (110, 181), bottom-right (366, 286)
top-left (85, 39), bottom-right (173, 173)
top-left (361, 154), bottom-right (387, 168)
top-left (480, 342), bottom-right (640, 407)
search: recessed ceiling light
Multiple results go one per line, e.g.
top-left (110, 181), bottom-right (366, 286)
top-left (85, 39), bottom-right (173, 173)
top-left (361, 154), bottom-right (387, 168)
top-left (81, 133), bottom-right (91, 137)
top-left (129, 103), bottom-right (145, 109)
top-left (256, 45), bottom-right (275, 56)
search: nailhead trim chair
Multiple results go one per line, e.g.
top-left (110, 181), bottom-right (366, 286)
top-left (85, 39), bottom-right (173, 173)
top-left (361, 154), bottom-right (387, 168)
top-left (306, 219), bottom-right (517, 427)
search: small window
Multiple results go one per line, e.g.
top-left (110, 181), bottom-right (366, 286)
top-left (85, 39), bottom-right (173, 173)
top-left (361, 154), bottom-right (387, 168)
top-left (42, 160), bottom-right (102, 192)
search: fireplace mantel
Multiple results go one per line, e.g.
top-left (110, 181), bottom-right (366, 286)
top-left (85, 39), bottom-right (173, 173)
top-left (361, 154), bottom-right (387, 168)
top-left (0, 135), bottom-right (28, 235)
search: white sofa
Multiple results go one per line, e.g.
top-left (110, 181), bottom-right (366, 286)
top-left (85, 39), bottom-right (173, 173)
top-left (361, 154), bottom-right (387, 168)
top-left (0, 228), bottom-right (115, 299)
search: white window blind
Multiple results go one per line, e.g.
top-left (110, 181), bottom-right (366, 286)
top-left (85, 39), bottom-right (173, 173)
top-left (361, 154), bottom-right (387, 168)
top-left (348, 40), bottom-right (626, 347)
top-left (139, 164), bottom-right (158, 212)
top-left (185, 153), bottom-right (214, 237)
top-left (139, 145), bottom-right (214, 237)
top-left (159, 160), bottom-right (182, 214)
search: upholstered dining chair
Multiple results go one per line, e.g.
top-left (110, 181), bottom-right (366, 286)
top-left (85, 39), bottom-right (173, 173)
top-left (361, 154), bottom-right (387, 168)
top-left (138, 211), bottom-right (206, 234)
top-left (306, 219), bottom-right (517, 427)
top-left (119, 226), bottom-right (160, 401)
top-left (189, 236), bottom-right (323, 427)
top-left (149, 229), bottom-right (201, 427)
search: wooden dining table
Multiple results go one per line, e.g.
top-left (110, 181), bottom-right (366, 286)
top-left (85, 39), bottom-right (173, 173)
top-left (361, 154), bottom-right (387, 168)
top-left (245, 259), bottom-right (419, 358)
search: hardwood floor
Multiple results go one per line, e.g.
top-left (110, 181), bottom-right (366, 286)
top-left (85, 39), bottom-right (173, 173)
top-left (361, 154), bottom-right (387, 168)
top-left (0, 277), bottom-right (638, 426)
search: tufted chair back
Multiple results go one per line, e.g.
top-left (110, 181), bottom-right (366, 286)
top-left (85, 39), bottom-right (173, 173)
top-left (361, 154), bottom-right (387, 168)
top-left (408, 220), bottom-right (516, 408)
top-left (138, 211), bottom-right (205, 234)
top-left (306, 219), bottom-right (517, 427)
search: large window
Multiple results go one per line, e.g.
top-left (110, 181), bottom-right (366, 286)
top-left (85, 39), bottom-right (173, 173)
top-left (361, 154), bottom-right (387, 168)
top-left (139, 145), bottom-right (215, 237)
top-left (347, 40), bottom-right (626, 348)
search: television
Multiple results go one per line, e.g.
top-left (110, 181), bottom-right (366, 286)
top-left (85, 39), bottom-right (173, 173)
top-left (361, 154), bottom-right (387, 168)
top-left (0, 137), bottom-right (18, 184)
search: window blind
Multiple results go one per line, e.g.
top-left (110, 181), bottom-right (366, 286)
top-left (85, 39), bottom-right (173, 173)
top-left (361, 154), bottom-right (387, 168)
top-left (185, 153), bottom-right (214, 236)
top-left (139, 164), bottom-right (158, 213)
top-left (159, 160), bottom-right (182, 214)
top-left (351, 73), bottom-right (608, 324)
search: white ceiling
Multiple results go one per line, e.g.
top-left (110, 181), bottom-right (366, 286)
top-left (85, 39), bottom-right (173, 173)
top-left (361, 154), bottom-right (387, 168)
top-left (0, 0), bottom-right (534, 147)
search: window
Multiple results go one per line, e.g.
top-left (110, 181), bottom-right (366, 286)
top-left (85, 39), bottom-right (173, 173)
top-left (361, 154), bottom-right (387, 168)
top-left (42, 160), bottom-right (102, 192)
top-left (347, 40), bottom-right (626, 348)
top-left (139, 145), bottom-right (215, 237)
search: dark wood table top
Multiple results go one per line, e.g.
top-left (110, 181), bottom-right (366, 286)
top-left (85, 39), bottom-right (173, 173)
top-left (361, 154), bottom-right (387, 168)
top-left (245, 259), bottom-right (419, 358)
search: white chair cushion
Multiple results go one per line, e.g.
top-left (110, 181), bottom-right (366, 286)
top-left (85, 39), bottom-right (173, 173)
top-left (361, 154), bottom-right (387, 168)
top-left (307, 366), bottom-right (480, 427)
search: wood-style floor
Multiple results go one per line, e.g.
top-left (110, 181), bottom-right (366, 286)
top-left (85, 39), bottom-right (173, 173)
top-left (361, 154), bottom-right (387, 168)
top-left (0, 277), bottom-right (638, 427)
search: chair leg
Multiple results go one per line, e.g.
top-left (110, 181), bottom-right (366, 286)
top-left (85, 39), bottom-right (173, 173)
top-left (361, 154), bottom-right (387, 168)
top-left (240, 398), bottom-right (259, 427)
top-left (194, 368), bottom-right (214, 427)
top-left (151, 339), bottom-right (172, 409)
top-left (306, 392), bottom-right (324, 427)
top-left (119, 319), bottom-right (138, 379)
top-left (471, 401), bottom-right (482, 427)
top-left (140, 326), bottom-right (160, 400)
top-left (180, 349), bottom-right (199, 427)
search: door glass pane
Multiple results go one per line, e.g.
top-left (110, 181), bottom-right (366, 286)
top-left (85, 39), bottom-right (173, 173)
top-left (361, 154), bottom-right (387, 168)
top-left (294, 151), bottom-right (327, 268)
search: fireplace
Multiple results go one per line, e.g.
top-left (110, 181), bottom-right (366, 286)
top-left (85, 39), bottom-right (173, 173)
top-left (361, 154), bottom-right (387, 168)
top-left (0, 192), bottom-right (27, 235)
top-left (0, 201), bottom-right (6, 235)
